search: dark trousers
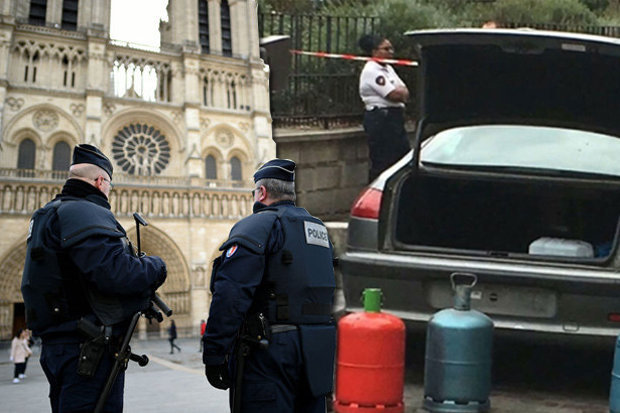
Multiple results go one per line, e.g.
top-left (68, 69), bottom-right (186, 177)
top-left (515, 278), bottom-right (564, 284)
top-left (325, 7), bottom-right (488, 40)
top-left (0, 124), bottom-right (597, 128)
top-left (14, 362), bottom-right (26, 378)
top-left (40, 342), bottom-right (124, 413)
top-left (363, 107), bottom-right (411, 182)
top-left (231, 330), bottom-right (325, 413)
top-left (169, 338), bottom-right (181, 353)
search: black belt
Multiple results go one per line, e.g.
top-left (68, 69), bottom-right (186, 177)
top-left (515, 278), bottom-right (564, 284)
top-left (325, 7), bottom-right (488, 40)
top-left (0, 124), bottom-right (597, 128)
top-left (270, 324), bottom-right (298, 334)
top-left (367, 106), bottom-right (403, 112)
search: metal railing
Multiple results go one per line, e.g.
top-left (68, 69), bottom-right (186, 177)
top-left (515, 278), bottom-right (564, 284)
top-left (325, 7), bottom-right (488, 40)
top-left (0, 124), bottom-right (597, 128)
top-left (259, 12), bottom-right (382, 129)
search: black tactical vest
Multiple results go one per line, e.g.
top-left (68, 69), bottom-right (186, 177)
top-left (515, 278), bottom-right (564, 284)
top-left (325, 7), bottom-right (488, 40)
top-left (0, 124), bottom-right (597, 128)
top-left (221, 204), bottom-right (335, 324)
top-left (21, 197), bottom-right (149, 335)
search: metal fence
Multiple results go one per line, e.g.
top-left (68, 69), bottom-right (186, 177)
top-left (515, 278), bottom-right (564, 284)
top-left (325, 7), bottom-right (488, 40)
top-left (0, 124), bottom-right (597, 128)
top-left (260, 11), bottom-right (620, 130)
top-left (259, 12), bottom-right (383, 129)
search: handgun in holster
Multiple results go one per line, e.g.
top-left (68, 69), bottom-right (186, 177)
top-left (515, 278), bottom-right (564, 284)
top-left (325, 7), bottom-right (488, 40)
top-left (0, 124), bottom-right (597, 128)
top-left (243, 312), bottom-right (271, 346)
top-left (76, 318), bottom-right (108, 377)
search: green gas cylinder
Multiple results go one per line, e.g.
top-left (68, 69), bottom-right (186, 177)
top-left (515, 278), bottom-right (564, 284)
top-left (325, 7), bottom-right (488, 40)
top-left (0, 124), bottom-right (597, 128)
top-left (423, 273), bottom-right (494, 413)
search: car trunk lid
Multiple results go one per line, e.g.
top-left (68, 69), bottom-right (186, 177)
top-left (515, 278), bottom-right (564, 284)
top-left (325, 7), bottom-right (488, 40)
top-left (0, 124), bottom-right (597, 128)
top-left (406, 29), bottom-right (620, 141)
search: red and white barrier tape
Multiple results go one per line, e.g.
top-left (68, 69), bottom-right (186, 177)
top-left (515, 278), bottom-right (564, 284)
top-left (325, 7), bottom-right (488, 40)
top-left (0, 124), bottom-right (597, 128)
top-left (290, 49), bottom-right (418, 67)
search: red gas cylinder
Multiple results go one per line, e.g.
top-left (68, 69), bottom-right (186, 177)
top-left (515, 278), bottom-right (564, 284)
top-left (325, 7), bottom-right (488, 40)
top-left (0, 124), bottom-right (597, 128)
top-left (334, 288), bottom-right (406, 413)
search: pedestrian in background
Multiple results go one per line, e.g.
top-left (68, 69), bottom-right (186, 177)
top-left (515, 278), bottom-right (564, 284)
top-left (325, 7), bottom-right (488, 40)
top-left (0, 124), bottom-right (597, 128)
top-left (22, 329), bottom-right (33, 378)
top-left (198, 319), bottom-right (206, 352)
top-left (204, 159), bottom-right (336, 412)
top-left (21, 144), bottom-right (167, 411)
top-left (169, 319), bottom-right (181, 354)
top-left (10, 329), bottom-right (32, 384)
top-left (358, 34), bottom-right (411, 181)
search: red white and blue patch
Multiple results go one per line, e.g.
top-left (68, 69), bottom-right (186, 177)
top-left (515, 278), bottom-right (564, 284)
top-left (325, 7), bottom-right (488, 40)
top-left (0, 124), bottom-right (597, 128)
top-left (226, 244), bottom-right (238, 258)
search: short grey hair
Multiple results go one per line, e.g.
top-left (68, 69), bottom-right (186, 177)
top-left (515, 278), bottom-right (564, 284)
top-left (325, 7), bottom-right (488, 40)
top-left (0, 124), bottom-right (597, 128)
top-left (256, 178), bottom-right (296, 202)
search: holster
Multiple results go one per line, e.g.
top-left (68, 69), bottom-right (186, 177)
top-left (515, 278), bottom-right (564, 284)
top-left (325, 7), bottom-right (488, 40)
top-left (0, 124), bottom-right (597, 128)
top-left (243, 312), bottom-right (271, 343)
top-left (77, 335), bottom-right (106, 377)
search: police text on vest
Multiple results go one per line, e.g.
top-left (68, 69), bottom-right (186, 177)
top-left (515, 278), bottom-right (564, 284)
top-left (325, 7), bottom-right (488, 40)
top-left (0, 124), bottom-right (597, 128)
top-left (304, 221), bottom-right (329, 248)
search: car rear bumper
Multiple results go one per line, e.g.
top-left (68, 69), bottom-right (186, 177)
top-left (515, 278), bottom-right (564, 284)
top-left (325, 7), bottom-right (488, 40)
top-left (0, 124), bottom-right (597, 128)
top-left (341, 251), bottom-right (620, 337)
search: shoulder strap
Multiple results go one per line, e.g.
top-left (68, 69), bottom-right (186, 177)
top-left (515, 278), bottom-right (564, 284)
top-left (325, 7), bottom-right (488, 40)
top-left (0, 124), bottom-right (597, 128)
top-left (220, 208), bottom-right (279, 255)
top-left (56, 198), bottom-right (124, 248)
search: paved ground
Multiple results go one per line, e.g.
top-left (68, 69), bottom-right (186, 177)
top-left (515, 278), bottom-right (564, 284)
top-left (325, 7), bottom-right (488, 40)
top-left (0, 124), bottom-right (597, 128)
top-left (0, 337), bottom-right (229, 413)
top-left (0, 335), bottom-right (613, 412)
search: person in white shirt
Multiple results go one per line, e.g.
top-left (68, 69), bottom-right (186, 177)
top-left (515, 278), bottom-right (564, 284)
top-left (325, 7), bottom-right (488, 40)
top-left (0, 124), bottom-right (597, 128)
top-left (358, 34), bottom-right (411, 181)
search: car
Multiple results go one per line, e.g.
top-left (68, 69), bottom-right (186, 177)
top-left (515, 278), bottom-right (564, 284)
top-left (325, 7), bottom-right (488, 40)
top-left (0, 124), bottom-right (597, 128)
top-left (341, 28), bottom-right (620, 337)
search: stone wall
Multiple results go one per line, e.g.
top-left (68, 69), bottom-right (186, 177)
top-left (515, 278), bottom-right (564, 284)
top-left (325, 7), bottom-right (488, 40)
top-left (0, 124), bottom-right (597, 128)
top-left (273, 127), bottom-right (369, 221)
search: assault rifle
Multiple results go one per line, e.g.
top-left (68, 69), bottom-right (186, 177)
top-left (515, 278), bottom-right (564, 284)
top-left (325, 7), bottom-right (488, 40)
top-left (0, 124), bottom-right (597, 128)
top-left (90, 212), bottom-right (173, 413)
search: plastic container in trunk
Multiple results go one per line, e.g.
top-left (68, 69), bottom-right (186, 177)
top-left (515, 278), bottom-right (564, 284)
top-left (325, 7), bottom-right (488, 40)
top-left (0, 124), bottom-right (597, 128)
top-left (528, 237), bottom-right (594, 258)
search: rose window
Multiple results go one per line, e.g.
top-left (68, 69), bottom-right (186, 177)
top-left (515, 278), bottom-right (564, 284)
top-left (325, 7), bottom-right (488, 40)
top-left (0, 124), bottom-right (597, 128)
top-left (112, 123), bottom-right (170, 175)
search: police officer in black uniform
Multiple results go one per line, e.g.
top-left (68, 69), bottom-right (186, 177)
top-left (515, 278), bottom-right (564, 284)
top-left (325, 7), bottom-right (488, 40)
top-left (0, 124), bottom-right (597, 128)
top-left (203, 159), bottom-right (336, 413)
top-left (21, 144), bottom-right (167, 413)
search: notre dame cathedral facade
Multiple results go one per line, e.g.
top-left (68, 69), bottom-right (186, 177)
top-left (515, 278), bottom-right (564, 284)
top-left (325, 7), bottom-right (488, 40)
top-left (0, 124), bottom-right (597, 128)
top-left (0, 0), bottom-right (274, 339)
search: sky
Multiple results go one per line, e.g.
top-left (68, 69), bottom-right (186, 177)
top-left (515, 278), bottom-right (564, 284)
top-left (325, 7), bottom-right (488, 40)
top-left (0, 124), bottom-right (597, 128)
top-left (110, 0), bottom-right (169, 48)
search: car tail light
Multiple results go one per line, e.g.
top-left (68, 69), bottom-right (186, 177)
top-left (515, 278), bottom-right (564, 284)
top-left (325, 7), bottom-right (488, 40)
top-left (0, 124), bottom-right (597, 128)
top-left (608, 313), bottom-right (620, 322)
top-left (350, 187), bottom-right (383, 219)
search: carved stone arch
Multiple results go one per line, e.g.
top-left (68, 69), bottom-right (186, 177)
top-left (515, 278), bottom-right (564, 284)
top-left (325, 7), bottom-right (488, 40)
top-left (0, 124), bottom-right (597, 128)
top-left (126, 225), bottom-right (192, 318)
top-left (12, 127), bottom-right (43, 148)
top-left (205, 123), bottom-right (252, 154)
top-left (46, 130), bottom-right (79, 149)
top-left (3, 104), bottom-right (84, 144)
top-left (0, 237), bottom-right (27, 339)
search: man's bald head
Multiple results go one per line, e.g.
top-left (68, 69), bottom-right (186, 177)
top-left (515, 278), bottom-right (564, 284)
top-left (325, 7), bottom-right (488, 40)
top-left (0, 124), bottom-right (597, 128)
top-left (69, 163), bottom-right (110, 181)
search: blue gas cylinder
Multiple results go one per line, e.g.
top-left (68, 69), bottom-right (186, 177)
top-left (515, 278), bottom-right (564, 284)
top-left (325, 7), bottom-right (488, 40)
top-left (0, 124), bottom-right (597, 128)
top-left (423, 273), bottom-right (494, 413)
top-left (609, 333), bottom-right (620, 413)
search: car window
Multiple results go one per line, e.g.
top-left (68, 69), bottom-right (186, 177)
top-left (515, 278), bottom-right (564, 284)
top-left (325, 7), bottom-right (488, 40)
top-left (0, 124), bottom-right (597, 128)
top-left (421, 125), bottom-right (620, 177)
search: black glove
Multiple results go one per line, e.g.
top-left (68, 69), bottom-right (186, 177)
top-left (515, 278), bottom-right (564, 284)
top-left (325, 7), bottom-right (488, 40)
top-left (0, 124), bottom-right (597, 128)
top-left (205, 363), bottom-right (231, 390)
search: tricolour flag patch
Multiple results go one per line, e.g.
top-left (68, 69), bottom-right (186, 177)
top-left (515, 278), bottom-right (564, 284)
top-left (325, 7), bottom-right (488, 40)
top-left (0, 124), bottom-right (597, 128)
top-left (226, 244), bottom-right (238, 258)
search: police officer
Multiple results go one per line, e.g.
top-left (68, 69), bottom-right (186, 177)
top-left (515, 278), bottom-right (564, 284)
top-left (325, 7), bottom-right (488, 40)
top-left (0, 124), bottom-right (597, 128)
top-left (358, 34), bottom-right (411, 181)
top-left (21, 144), bottom-right (167, 412)
top-left (203, 159), bottom-right (336, 413)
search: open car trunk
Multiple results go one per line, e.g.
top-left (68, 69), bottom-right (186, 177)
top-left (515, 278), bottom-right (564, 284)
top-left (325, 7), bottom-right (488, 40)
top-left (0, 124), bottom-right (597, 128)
top-left (394, 171), bottom-right (620, 260)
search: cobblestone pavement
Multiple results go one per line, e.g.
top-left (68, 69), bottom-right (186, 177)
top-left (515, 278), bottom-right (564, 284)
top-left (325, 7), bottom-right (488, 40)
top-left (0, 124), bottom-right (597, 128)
top-left (0, 335), bottom-right (613, 412)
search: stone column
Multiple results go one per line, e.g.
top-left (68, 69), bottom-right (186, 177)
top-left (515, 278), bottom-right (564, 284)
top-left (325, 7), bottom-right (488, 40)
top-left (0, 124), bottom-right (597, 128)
top-left (169, 0), bottom-right (199, 51)
top-left (85, 0), bottom-right (111, 37)
top-left (170, 61), bottom-right (184, 105)
top-left (46, 0), bottom-right (62, 28)
top-left (247, 0), bottom-right (260, 60)
top-left (183, 53), bottom-right (203, 177)
top-left (0, 18), bottom-right (13, 144)
top-left (208, 0), bottom-right (222, 54)
top-left (190, 265), bottom-right (209, 335)
top-left (0, 0), bottom-right (16, 18)
top-left (85, 37), bottom-right (108, 147)
top-left (250, 62), bottom-right (274, 163)
top-left (228, 0), bottom-right (246, 58)
top-left (184, 104), bottom-right (203, 178)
